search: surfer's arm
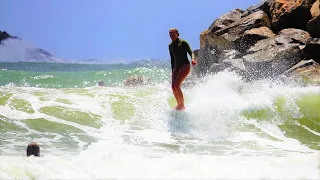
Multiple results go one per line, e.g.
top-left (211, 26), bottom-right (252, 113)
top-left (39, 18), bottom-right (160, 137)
top-left (169, 45), bottom-right (175, 71)
top-left (183, 41), bottom-right (195, 60)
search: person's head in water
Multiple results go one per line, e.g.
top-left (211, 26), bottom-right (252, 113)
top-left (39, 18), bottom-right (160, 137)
top-left (27, 142), bottom-right (40, 157)
top-left (98, 80), bottom-right (104, 87)
top-left (169, 28), bottom-right (179, 42)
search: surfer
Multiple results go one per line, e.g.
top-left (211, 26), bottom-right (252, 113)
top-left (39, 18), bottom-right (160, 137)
top-left (168, 28), bottom-right (197, 110)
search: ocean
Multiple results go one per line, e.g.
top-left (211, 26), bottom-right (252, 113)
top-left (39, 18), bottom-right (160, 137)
top-left (0, 61), bottom-right (319, 179)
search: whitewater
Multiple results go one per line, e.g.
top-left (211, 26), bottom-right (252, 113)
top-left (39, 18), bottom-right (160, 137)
top-left (0, 62), bottom-right (319, 179)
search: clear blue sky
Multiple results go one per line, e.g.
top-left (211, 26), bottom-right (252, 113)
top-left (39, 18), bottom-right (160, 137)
top-left (0, 0), bottom-right (259, 61)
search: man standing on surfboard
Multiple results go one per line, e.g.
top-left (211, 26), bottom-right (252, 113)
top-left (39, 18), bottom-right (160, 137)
top-left (168, 28), bottom-right (197, 111)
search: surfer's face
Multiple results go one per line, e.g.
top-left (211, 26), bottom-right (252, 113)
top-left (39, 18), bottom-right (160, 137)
top-left (169, 29), bottom-right (178, 41)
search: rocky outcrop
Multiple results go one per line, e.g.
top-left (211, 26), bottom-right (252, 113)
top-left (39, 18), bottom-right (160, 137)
top-left (0, 31), bottom-right (13, 43)
top-left (270, 0), bottom-right (316, 32)
top-left (306, 0), bottom-right (320, 37)
top-left (193, 0), bottom-right (320, 83)
top-left (210, 10), bottom-right (271, 51)
top-left (200, 9), bottom-right (244, 48)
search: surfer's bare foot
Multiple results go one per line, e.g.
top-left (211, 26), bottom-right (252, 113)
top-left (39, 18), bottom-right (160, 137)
top-left (176, 105), bottom-right (185, 111)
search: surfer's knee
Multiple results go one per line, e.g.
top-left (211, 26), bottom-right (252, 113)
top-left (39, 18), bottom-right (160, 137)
top-left (172, 82), bottom-right (181, 90)
top-left (27, 142), bottom-right (40, 157)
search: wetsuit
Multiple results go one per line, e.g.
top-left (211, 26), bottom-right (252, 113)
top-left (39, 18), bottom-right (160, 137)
top-left (169, 38), bottom-right (194, 71)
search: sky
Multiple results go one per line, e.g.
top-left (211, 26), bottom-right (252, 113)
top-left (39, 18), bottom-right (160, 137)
top-left (0, 0), bottom-right (259, 62)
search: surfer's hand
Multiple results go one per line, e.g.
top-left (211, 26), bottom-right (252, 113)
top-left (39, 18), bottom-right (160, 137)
top-left (191, 59), bottom-right (197, 66)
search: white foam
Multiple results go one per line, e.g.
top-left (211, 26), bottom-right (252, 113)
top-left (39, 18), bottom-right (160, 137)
top-left (0, 70), bottom-right (319, 179)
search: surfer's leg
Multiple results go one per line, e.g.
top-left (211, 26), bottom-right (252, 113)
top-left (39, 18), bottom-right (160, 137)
top-left (173, 64), bottom-right (190, 110)
top-left (171, 68), bottom-right (180, 108)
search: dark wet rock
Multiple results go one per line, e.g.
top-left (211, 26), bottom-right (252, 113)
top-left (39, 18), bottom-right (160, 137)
top-left (270, 0), bottom-right (316, 32)
top-left (302, 38), bottom-right (320, 62)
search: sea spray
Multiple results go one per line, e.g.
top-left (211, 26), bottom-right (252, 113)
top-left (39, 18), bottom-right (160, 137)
top-left (0, 63), bottom-right (319, 179)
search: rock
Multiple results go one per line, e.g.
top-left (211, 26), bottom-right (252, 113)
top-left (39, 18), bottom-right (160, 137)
top-left (283, 59), bottom-right (318, 74)
top-left (0, 31), bottom-right (12, 43)
top-left (124, 75), bottom-right (150, 87)
top-left (200, 30), bottom-right (209, 48)
top-left (240, 28), bottom-right (309, 78)
top-left (208, 9), bottom-right (244, 33)
top-left (306, 1), bottom-right (320, 38)
top-left (222, 50), bottom-right (242, 60)
top-left (240, 26), bottom-right (276, 52)
top-left (223, 58), bottom-right (246, 70)
top-left (278, 28), bottom-right (311, 45)
top-left (270, 0), bottom-right (316, 32)
top-left (241, 0), bottom-right (274, 18)
top-left (192, 42), bottom-right (220, 77)
top-left (243, 37), bottom-right (303, 78)
top-left (200, 9), bottom-right (243, 48)
top-left (302, 38), bottom-right (320, 62)
top-left (286, 60), bottom-right (320, 85)
top-left (209, 60), bottom-right (253, 81)
top-left (206, 11), bottom-right (271, 53)
top-left (306, 16), bottom-right (320, 38)
top-left (310, 0), bottom-right (320, 18)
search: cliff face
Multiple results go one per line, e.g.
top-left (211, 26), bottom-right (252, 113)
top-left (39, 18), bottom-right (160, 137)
top-left (194, 0), bottom-right (320, 85)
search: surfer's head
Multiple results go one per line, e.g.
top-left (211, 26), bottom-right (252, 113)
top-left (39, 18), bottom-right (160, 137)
top-left (169, 28), bottom-right (179, 41)
top-left (26, 142), bottom-right (40, 157)
top-left (98, 80), bottom-right (104, 87)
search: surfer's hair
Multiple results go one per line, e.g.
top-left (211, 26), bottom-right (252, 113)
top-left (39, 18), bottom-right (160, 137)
top-left (169, 28), bottom-right (179, 36)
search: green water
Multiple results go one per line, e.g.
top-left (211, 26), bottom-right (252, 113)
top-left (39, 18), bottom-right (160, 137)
top-left (242, 94), bottom-right (320, 150)
top-left (0, 61), bottom-right (170, 88)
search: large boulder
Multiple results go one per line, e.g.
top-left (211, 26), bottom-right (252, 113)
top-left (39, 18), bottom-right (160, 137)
top-left (276, 28), bottom-right (311, 49)
top-left (208, 9), bottom-right (244, 33)
top-left (200, 9), bottom-right (243, 48)
top-left (240, 26), bottom-right (276, 52)
top-left (306, 0), bottom-right (320, 37)
top-left (242, 28), bottom-right (311, 78)
top-left (270, 0), bottom-right (316, 32)
top-left (206, 11), bottom-right (271, 53)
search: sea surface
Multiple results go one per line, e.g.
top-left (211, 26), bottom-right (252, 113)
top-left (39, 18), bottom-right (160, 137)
top-left (0, 61), bottom-right (319, 179)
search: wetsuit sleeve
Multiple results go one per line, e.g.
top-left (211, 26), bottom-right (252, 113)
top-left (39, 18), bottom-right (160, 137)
top-left (169, 45), bottom-right (175, 71)
top-left (183, 41), bottom-right (195, 59)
